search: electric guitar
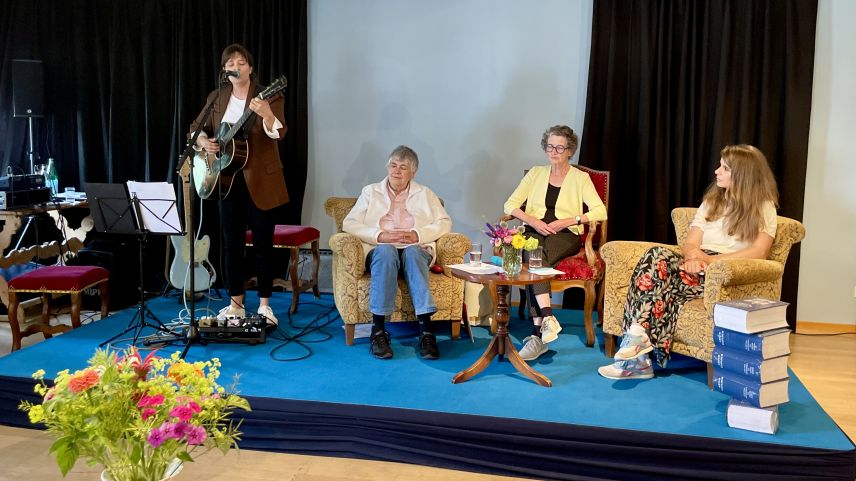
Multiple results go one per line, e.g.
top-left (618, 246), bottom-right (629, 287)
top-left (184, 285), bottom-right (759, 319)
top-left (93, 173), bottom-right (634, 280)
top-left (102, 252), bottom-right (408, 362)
top-left (192, 75), bottom-right (288, 199)
top-left (169, 162), bottom-right (216, 293)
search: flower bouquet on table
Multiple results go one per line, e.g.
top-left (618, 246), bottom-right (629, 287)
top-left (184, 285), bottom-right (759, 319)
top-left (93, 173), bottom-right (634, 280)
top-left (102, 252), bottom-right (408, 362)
top-left (484, 221), bottom-right (539, 276)
top-left (19, 348), bottom-right (251, 481)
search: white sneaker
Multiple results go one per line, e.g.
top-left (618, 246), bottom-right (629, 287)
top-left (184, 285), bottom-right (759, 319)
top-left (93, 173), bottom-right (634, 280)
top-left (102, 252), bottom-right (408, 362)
top-left (257, 305), bottom-right (279, 326)
top-left (614, 323), bottom-right (653, 360)
top-left (518, 335), bottom-right (548, 361)
top-left (216, 305), bottom-right (245, 321)
top-left (539, 315), bottom-right (563, 344)
top-left (598, 358), bottom-right (654, 380)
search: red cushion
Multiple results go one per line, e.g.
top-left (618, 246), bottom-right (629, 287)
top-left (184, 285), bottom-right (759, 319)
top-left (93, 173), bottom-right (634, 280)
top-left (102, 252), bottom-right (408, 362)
top-left (9, 265), bottom-right (110, 293)
top-left (246, 225), bottom-right (320, 247)
top-left (553, 249), bottom-right (605, 281)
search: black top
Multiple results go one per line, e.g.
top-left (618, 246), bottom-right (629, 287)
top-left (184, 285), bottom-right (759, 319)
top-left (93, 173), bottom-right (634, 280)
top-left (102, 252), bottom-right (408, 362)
top-left (525, 183), bottom-right (562, 233)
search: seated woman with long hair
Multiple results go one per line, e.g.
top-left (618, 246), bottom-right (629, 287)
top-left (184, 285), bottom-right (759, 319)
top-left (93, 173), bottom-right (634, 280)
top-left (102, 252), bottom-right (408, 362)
top-left (598, 144), bottom-right (779, 380)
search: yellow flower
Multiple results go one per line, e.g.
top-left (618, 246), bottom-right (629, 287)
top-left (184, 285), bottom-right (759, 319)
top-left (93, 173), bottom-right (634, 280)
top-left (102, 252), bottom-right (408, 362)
top-left (27, 404), bottom-right (44, 423)
top-left (524, 237), bottom-right (539, 251)
top-left (511, 234), bottom-right (526, 249)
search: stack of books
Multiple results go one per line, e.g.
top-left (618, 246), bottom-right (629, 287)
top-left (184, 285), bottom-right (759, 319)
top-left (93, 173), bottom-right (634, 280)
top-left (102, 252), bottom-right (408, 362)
top-left (710, 297), bottom-right (791, 434)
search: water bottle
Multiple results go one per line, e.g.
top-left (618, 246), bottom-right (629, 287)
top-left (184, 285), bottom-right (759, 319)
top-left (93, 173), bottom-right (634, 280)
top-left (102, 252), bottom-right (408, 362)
top-left (45, 158), bottom-right (59, 197)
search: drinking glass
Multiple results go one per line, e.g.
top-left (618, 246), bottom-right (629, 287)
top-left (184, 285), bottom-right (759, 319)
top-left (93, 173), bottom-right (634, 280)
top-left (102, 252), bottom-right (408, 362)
top-left (528, 246), bottom-right (543, 268)
top-left (469, 242), bottom-right (483, 266)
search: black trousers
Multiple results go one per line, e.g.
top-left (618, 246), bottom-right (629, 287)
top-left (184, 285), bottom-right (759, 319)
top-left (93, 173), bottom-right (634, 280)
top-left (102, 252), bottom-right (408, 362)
top-left (522, 230), bottom-right (581, 317)
top-left (218, 173), bottom-right (277, 299)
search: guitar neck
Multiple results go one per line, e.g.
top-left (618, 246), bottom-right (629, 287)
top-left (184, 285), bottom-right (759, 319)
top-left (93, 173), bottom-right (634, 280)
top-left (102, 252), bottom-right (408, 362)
top-left (178, 163), bottom-right (192, 240)
top-left (221, 108), bottom-right (257, 144)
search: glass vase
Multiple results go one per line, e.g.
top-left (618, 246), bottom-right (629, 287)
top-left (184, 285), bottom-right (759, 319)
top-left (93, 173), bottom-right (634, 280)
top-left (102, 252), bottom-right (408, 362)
top-left (501, 245), bottom-right (523, 277)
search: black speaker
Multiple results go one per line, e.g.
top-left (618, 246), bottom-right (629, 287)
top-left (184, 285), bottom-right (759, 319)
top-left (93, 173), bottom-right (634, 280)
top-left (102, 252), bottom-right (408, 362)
top-left (12, 59), bottom-right (44, 118)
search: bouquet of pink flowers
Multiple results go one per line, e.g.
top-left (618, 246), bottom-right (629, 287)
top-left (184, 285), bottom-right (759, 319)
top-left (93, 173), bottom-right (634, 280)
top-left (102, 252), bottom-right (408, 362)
top-left (20, 348), bottom-right (250, 481)
top-left (484, 221), bottom-right (539, 251)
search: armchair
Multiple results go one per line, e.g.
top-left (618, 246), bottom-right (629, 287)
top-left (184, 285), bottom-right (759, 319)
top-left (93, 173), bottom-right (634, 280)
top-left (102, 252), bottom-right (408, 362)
top-left (600, 207), bottom-right (805, 385)
top-left (324, 197), bottom-right (470, 345)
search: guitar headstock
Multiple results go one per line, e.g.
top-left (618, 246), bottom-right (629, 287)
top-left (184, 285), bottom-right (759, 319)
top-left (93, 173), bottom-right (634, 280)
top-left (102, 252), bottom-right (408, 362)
top-left (260, 75), bottom-right (288, 100)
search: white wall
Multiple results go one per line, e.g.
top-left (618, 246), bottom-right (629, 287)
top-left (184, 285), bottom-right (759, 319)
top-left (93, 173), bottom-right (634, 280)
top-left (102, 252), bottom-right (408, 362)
top-left (305, 0), bottom-right (593, 249)
top-left (799, 0), bottom-right (856, 326)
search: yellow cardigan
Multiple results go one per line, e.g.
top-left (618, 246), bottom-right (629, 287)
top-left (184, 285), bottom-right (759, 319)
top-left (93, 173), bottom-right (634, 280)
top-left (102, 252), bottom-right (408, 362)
top-left (503, 165), bottom-right (607, 235)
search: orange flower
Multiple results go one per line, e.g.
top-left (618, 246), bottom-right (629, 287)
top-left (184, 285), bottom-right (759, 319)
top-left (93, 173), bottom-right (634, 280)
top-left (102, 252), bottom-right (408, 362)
top-left (68, 369), bottom-right (101, 394)
top-left (635, 273), bottom-right (654, 291)
top-left (167, 364), bottom-right (203, 385)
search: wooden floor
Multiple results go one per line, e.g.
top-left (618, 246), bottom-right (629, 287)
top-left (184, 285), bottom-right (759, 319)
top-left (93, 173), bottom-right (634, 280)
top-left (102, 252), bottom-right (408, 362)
top-left (0, 317), bottom-right (853, 481)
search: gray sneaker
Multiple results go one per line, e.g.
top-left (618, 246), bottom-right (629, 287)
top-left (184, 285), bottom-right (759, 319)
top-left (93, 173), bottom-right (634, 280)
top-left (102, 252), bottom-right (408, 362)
top-left (540, 315), bottom-right (563, 343)
top-left (518, 335), bottom-right (548, 361)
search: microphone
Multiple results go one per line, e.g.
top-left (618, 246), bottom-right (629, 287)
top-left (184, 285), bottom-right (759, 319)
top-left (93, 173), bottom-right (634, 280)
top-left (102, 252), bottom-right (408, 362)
top-left (223, 70), bottom-right (240, 79)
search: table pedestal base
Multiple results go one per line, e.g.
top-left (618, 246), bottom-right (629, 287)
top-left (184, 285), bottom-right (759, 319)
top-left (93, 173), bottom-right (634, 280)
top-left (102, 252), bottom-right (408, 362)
top-left (452, 284), bottom-right (552, 387)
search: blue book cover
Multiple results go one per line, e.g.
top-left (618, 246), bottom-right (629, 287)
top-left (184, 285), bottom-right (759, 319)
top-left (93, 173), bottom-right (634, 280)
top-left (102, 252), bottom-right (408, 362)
top-left (712, 369), bottom-right (789, 408)
top-left (713, 326), bottom-right (791, 358)
top-left (711, 346), bottom-right (789, 383)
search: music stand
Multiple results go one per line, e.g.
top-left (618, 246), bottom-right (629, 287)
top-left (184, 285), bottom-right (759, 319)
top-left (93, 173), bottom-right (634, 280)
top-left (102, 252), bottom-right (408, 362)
top-left (86, 182), bottom-right (180, 347)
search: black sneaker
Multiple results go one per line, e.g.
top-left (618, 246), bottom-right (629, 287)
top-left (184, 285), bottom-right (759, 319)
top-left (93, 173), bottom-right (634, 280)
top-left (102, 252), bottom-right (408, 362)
top-left (370, 331), bottom-right (393, 359)
top-left (418, 332), bottom-right (440, 360)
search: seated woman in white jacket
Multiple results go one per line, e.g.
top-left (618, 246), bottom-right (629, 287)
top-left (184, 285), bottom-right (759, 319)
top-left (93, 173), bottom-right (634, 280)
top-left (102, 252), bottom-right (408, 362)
top-left (343, 145), bottom-right (452, 360)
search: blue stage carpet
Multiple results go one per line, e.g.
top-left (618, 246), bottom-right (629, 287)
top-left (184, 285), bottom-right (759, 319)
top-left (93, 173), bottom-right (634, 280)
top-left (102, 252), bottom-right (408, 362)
top-left (1, 292), bottom-right (854, 480)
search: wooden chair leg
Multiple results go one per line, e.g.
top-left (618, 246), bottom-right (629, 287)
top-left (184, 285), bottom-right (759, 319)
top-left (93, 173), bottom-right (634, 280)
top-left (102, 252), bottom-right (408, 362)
top-left (706, 362), bottom-right (714, 390)
top-left (450, 319), bottom-right (460, 339)
top-left (595, 280), bottom-right (605, 327)
top-left (604, 333), bottom-right (617, 358)
top-left (582, 282), bottom-right (596, 347)
top-left (40, 293), bottom-right (53, 340)
top-left (289, 247), bottom-right (300, 314)
top-left (70, 292), bottom-right (82, 328)
top-left (8, 291), bottom-right (23, 352)
top-left (311, 239), bottom-right (321, 298)
top-left (99, 281), bottom-right (110, 319)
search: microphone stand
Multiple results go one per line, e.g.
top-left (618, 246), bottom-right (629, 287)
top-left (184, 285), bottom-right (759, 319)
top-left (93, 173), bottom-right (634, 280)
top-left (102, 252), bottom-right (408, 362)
top-left (166, 80), bottom-right (226, 358)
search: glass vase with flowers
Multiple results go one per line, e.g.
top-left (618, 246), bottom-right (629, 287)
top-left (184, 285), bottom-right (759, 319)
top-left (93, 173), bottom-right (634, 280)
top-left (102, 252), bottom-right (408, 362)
top-left (20, 348), bottom-right (250, 481)
top-left (484, 221), bottom-right (540, 276)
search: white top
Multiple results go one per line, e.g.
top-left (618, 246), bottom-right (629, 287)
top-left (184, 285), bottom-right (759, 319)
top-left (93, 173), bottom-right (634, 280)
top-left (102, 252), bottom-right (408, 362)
top-left (691, 200), bottom-right (778, 254)
top-left (224, 94), bottom-right (282, 138)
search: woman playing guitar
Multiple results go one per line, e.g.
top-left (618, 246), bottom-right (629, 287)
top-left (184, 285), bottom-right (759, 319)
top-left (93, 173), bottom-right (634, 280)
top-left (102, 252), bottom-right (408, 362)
top-left (189, 43), bottom-right (288, 326)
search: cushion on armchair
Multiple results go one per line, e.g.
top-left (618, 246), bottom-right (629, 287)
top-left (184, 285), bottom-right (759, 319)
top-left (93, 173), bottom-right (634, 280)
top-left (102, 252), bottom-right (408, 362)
top-left (554, 249), bottom-right (605, 280)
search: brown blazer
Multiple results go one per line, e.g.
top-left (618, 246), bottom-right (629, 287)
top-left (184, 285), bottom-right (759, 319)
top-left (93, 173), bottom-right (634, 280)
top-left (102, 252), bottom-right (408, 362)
top-left (189, 79), bottom-right (289, 210)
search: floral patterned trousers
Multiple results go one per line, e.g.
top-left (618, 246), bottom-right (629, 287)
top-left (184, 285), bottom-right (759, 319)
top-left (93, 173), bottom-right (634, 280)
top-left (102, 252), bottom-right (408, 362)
top-left (622, 246), bottom-right (709, 367)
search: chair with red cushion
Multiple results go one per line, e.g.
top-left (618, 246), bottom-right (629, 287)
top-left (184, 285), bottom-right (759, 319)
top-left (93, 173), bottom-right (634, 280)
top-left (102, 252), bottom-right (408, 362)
top-left (7, 265), bottom-right (110, 351)
top-left (513, 165), bottom-right (610, 347)
top-left (246, 225), bottom-right (321, 314)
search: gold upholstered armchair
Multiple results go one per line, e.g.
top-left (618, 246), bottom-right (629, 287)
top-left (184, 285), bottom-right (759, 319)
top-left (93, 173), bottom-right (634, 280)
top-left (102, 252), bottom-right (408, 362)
top-left (600, 207), bottom-right (805, 385)
top-left (324, 197), bottom-right (470, 345)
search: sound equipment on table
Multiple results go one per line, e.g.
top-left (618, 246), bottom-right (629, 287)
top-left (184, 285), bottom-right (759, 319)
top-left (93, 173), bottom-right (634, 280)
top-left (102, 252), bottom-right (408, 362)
top-left (0, 174), bottom-right (52, 210)
top-left (191, 75), bottom-right (287, 200)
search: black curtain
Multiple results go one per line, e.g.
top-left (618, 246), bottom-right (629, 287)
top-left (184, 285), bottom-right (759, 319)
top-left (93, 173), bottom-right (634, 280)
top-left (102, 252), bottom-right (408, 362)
top-left (0, 0), bottom-right (307, 289)
top-left (579, 0), bottom-right (817, 326)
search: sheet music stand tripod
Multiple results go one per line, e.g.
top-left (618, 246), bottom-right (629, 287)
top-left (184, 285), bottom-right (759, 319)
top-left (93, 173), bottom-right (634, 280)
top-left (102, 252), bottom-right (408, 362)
top-left (86, 183), bottom-right (180, 347)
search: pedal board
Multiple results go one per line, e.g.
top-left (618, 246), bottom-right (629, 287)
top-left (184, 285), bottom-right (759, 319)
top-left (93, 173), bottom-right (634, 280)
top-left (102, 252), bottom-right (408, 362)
top-left (197, 314), bottom-right (267, 344)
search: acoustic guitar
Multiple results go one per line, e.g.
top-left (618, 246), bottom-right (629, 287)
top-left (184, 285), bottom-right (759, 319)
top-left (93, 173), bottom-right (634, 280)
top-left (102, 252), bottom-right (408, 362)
top-left (169, 161), bottom-right (216, 293)
top-left (192, 75), bottom-right (288, 199)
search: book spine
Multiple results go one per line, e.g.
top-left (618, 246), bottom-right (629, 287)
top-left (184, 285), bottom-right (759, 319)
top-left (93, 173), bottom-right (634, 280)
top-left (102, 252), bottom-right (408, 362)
top-left (713, 327), bottom-right (764, 354)
top-left (711, 346), bottom-right (764, 381)
top-left (712, 369), bottom-right (764, 407)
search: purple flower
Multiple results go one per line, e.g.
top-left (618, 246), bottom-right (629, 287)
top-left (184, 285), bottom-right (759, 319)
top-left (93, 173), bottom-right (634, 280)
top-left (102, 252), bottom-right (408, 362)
top-left (172, 422), bottom-right (193, 439)
top-left (147, 427), bottom-right (167, 448)
top-left (186, 426), bottom-right (207, 445)
top-left (160, 422), bottom-right (180, 439)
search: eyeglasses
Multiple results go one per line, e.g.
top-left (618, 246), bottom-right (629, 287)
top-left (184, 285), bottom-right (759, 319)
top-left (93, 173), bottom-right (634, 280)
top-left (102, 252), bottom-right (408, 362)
top-left (545, 144), bottom-right (570, 153)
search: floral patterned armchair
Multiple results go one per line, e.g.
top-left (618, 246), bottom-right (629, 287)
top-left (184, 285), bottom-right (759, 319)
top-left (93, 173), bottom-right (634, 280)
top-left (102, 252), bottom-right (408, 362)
top-left (324, 197), bottom-right (470, 345)
top-left (599, 207), bottom-right (805, 385)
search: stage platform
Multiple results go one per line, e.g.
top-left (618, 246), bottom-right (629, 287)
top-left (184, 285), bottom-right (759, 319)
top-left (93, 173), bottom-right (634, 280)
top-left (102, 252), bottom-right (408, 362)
top-left (0, 292), bottom-right (853, 480)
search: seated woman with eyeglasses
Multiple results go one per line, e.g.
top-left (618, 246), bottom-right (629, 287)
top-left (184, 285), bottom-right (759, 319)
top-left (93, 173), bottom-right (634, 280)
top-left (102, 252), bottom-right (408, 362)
top-left (503, 125), bottom-right (607, 361)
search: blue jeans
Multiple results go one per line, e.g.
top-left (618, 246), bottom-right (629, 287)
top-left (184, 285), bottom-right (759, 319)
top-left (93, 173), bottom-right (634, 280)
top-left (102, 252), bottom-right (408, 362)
top-left (366, 244), bottom-right (436, 316)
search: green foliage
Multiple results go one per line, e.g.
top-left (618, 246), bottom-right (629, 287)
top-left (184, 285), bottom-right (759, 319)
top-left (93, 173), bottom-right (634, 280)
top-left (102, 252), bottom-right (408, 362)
top-left (20, 348), bottom-right (250, 481)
